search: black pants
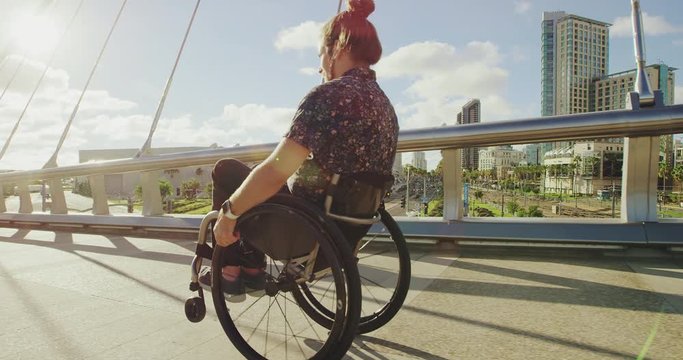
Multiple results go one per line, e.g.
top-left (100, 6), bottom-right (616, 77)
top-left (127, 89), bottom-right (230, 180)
top-left (211, 158), bottom-right (371, 265)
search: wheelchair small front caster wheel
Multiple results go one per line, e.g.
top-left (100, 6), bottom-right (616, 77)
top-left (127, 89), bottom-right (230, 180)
top-left (185, 297), bottom-right (206, 323)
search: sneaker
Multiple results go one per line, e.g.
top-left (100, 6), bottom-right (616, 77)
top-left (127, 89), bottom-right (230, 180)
top-left (242, 268), bottom-right (266, 291)
top-left (198, 266), bottom-right (246, 300)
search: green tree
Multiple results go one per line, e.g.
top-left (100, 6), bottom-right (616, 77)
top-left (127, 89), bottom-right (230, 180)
top-left (181, 178), bottom-right (201, 200)
top-left (506, 200), bottom-right (520, 216)
top-left (73, 179), bottom-right (92, 197)
top-left (526, 205), bottom-right (543, 217)
top-left (671, 164), bottom-right (683, 198)
top-left (135, 179), bottom-right (173, 200)
top-left (160, 179), bottom-right (173, 198)
top-left (474, 190), bottom-right (484, 204)
top-left (571, 155), bottom-right (581, 195)
top-left (427, 198), bottom-right (443, 217)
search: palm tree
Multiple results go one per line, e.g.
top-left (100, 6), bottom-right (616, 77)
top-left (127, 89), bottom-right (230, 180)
top-left (603, 152), bottom-right (622, 217)
top-left (671, 163), bottom-right (683, 203)
top-left (658, 161), bottom-right (671, 203)
top-left (582, 155), bottom-right (600, 196)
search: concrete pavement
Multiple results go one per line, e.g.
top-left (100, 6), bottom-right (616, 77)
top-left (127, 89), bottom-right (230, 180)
top-left (1, 227), bottom-right (682, 359)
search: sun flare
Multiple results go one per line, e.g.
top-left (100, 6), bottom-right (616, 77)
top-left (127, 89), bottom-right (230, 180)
top-left (9, 14), bottom-right (59, 55)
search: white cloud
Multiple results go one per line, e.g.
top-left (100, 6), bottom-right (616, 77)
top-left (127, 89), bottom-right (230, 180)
top-left (0, 55), bottom-right (69, 93)
top-left (611, 12), bottom-right (683, 37)
top-left (0, 59), bottom-right (143, 170)
top-left (513, 1), bottom-right (531, 14)
top-left (141, 104), bottom-right (295, 150)
top-left (376, 41), bottom-right (524, 127)
top-left (675, 85), bottom-right (683, 105)
top-left (274, 21), bottom-right (323, 51)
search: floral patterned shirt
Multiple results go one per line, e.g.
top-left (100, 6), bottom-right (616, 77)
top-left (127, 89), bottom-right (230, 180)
top-left (285, 67), bottom-right (399, 205)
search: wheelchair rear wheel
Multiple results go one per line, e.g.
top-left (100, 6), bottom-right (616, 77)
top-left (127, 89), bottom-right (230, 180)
top-left (293, 207), bottom-right (410, 334)
top-left (211, 194), bottom-right (361, 360)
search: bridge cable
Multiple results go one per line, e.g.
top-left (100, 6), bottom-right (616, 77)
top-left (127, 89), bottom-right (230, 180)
top-left (0, 0), bottom-right (86, 162)
top-left (0, 56), bottom-right (27, 104)
top-left (135, 0), bottom-right (202, 158)
top-left (43, 0), bottom-right (129, 169)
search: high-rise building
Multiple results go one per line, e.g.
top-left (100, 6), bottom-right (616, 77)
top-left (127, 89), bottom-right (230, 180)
top-left (392, 154), bottom-right (403, 177)
top-left (548, 12), bottom-right (611, 115)
top-left (541, 11), bottom-right (610, 153)
top-left (524, 143), bottom-right (542, 165)
top-left (593, 63), bottom-right (676, 111)
top-left (456, 99), bottom-right (481, 170)
top-left (412, 151), bottom-right (427, 171)
top-left (541, 11), bottom-right (565, 117)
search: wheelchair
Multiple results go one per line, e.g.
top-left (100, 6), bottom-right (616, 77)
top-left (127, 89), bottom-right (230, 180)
top-left (184, 173), bottom-right (411, 359)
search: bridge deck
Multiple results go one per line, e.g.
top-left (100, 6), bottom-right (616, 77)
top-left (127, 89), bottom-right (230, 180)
top-left (1, 228), bottom-right (682, 359)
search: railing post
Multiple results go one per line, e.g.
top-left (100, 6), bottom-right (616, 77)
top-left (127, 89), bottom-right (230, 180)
top-left (47, 179), bottom-right (68, 214)
top-left (621, 136), bottom-right (658, 222)
top-left (88, 175), bottom-right (110, 215)
top-left (442, 149), bottom-right (463, 221)
top-left (621, 88), bottom-right (664, 222)
top-left (140, 171), bottom-right (163, 216)
top-left (17, 181), bottom-right (33, 214)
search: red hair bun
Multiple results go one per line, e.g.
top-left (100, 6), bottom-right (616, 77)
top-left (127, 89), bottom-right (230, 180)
top-left (347, 0), bottom-right (374, 19)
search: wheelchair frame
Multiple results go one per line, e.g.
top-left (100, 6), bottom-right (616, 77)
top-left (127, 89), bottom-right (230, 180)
top-left (184, 191), bottom-right (410, 359)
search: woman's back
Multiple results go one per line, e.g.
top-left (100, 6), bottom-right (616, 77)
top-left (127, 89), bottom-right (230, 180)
top-left (286, 67), bottom-right (398, 205)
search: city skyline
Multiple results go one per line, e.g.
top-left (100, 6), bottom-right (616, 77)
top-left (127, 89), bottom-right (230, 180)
top-left (0, 0), bottom-right (682, 171)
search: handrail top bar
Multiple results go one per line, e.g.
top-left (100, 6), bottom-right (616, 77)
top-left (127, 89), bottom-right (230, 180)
top-left (1, 104), bottom-right (682, 183)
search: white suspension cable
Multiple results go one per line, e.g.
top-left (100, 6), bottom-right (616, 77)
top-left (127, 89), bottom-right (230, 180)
top-left (43, 0), bottom-right (129, 169)
top-left (135, 0), bottom-right (202, 158)
top-left (0, 56), bottom-right (26, 104)
top-left (0, 0), bottom-right (86, 162)
top-left (0, 58), bottom-right (7, 75)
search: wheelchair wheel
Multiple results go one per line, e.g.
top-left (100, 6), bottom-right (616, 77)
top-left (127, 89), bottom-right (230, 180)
top-left (211, 194), bottom-right (361, 360)
top-left (293, 207), bottom-right (410, 334)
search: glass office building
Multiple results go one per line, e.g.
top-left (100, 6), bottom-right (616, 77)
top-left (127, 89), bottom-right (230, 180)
top-left (541, 12), bottom-right (610, 116)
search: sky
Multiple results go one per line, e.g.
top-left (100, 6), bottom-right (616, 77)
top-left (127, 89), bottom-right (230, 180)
top-left (0, 0), bottom-right (682, 171)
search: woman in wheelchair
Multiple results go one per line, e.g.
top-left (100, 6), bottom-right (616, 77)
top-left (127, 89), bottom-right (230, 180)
top-left (203, 0), bottom-right (398, 297)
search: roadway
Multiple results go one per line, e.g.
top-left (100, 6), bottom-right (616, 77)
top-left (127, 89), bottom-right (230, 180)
top-left (1, 227), bottom-right (682, 359)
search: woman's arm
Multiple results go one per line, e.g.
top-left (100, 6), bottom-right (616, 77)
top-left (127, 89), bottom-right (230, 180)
top-left (213, 138), bottom-right (310, 247)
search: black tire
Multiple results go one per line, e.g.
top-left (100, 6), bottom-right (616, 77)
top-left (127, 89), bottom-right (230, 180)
top-left (293, 207), bottom-right (410, 334)
top-left (184, 297), bottom-right (206, 323)
top-left (210, 194), bottom-right (361, 360)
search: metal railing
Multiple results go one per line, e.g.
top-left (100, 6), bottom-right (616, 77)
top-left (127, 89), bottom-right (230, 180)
top-left (1, 106), bottom-right (682, 185)
top-left (1, 102), bottom-right (682, 246)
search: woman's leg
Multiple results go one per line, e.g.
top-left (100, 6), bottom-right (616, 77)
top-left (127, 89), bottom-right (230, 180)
top-left (211, 159), bottom-right (252, 282)
top-left (212, 158), bottom-right (252, 211)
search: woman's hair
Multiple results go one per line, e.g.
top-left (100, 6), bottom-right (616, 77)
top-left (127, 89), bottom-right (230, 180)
top-left (321, 0), bottom-right (382, 65)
